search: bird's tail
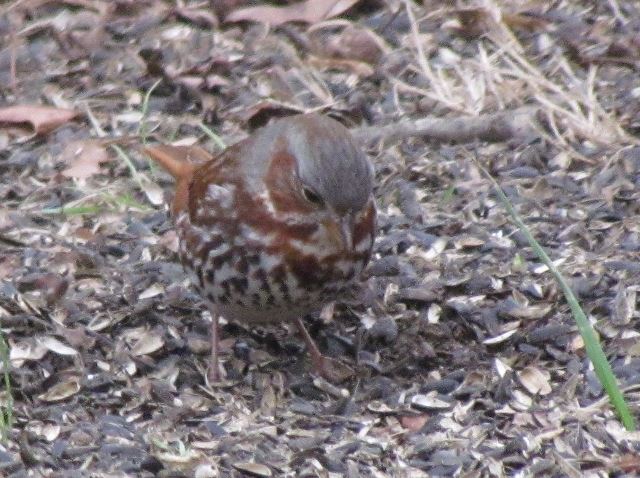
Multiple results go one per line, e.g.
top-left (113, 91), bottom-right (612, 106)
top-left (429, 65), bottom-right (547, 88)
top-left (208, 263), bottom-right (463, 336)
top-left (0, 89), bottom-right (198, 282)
top-left (144, 145), bottom-right (211, 216)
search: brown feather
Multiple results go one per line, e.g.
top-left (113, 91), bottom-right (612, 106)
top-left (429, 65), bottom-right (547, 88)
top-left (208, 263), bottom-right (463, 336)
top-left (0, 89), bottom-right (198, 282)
top-left (144, 145), bottom-right (212, 216)
top-left (145, 114), bottom-right (376, 382)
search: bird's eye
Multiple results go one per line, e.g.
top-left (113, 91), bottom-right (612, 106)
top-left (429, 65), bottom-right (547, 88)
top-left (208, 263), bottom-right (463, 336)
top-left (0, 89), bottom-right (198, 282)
top-left (302, 187), bottom-right (323, 206)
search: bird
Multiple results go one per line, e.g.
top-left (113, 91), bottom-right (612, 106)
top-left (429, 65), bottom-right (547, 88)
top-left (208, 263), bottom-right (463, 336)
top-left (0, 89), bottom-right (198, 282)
top-left (145, 113), bottom-right (376, 382)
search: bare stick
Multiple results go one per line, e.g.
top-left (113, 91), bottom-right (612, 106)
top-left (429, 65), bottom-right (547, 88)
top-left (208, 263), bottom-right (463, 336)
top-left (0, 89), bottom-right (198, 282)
top-left (353, 106), bottom-right (540, 145)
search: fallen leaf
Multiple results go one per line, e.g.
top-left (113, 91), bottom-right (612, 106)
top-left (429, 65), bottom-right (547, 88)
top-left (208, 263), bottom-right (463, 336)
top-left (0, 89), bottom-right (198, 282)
top-left (615, 454), bottom-right (640, 473)
top-left (10, 339), bottom-right (48, 365)
top-left (483, 328), bottom-right (518, 345)
top-left (17, 272), bottom-right (69, 306)
top-left (411, 392), bottom-right (452, 410)
top-left (139, 177), bottom-right (166, 206)
top-left (502, 12), bottom-right (550, 33)
top-left (61, 140), bottom-right (111, 179)
top-left (226, 0), bottom-right (360, 26)
top-left (511, 389), bottom-right (533, 409)
top-left (155, 448), bottom-right (203, 466)
top-left (367, 400), bottom-right (396, 414)
top-left (194, 463), bottom-right (219, 478)
top-left (450, 8), bottom-right (494, 39)
top-left (131, 331), bottom-right (165, 356)
top-left (38, 336), bottom-right (78, 356)
top-left (233, 462), bottom-right (272, 477)
top-left (502, 303), bottom-right (552, 320)
top-left (45, 423), bottom-right (63, 441)
top-left (211, 0), bottom-right (249, 19)
top-left (494, 358), bottom-right (512, 378)
top-left (31, 422), bottom-right (61, 442)
top-left (400, 414), bottom-right (429, 431)
top-left (173, 6), bottom-right (219, 28)
top-left (0, 105), bottom-right (78, 135)
top-left (0, 256), bottom-right (21, 281)
top-left (38, 376), bottom-right (81, 402)
top-left (613, 284), bottom-right (636, 325)
top-left (307, 56), bottom-right (374, 77)
top-left (518, 366), bottom-right (552, 395)
top-left (159, 229), bottom-right (180, 253)
top-left (61, 326), bottom-right (96, 350)
top-left (138, 283), bottom-right (165, 300)
top-left (314, 25), bottom-right (387, 65)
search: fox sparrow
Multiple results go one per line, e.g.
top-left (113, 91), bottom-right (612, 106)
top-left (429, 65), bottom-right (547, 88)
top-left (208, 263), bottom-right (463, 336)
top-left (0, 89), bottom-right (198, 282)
top-left (145, 114), bottom-right (376, 382)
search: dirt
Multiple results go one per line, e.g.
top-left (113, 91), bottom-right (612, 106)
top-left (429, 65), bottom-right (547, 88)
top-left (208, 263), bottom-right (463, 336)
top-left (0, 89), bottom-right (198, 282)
top-left (1, 1), bottom-right (640, 476)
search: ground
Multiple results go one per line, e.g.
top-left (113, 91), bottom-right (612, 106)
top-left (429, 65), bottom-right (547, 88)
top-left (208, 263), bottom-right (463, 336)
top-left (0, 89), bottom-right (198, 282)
top-left (1, 1), bottom-right (640, 477)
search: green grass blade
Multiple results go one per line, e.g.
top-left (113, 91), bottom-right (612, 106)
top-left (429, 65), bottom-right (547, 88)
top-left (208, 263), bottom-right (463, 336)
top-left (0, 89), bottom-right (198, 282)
top-left (198, 122), bottom-right (226, 150)
top-left (111, 194), bottom-right (152, 211)
top-left (0, 329), bottom-right (13, 444)
top-left (476, 161), bottom-right (635, 431)
top-left (40, 204), bottom-right (104, 215)
top-left (111, 144), bottom-right (141, 183)
top-left (138, 78), bottom-right (163, 142)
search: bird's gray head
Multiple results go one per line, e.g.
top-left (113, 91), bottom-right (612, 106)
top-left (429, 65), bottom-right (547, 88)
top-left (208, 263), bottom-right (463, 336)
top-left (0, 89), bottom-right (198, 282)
top-left (248, 113), bottom-right (375, 253)
top-left (277, 113), bottom-right (375, 253)
top-left (283, 113), bottom-right (374, 215)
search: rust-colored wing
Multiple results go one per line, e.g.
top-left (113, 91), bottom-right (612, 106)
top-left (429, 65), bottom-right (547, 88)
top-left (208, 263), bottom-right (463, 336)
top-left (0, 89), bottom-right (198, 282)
top-left (185, 141), bottom-right (248, 224)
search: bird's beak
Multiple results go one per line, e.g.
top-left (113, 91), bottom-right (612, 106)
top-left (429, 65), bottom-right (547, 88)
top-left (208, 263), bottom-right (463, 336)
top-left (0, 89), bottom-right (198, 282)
top-left (324, 215), bottom-right (354, 252)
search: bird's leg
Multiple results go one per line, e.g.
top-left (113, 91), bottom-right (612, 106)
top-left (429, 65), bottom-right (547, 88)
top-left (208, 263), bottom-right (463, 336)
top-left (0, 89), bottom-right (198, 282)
top-left (293, 317), bottom-right (353, 382)
top-left (294, 317), bottom-right (324, 370)
top-left (207, 312), bottom-right (221, 383)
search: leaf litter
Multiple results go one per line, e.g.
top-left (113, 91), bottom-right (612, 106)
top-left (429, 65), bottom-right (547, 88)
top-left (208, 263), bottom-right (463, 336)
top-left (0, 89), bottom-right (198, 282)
top-left (1, 0), bottom-right (640, 476)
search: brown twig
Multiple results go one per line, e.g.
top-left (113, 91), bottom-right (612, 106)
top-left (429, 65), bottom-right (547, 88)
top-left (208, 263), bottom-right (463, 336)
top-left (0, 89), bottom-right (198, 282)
top-left (353, 106), bottom-right (540, 145)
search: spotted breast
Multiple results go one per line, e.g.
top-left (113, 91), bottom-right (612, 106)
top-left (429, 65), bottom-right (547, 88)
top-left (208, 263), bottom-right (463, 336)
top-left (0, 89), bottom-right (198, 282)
top-left (146, 113), bottom-right (376, 381)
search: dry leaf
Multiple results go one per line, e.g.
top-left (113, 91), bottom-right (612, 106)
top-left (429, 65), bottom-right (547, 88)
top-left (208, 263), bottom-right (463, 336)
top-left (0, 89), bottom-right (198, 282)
top-left (0, 105), bottom-right (78, 135)
top-left (511, 389), bottom-right (533, 409)
top-left (131, 332), bottom-right (165, 356)
top-left (38, 376), bottom-right (81, 402)
top-left (17, 272), bottom-right (69, 305)
top-left (61, 140), bottom-right (111, 179)
top-left (139, 177), bottom-right (166, 206)
top-left (427, 303), bottom-right (441, 324)
top-left (503, 303), bottom-right (552, 320)
top-left (173, 7), bottom-right (219, 28)
top-left (41, 423), bottom-right (61, 441)
top-left (233, 462), bottom-right (272, 477)
top-left (211, 0), bottom-right (249, 18)
top-left (613, 284), bottom-right (636, 325)
top-left (450, 8), bottom-right (494, 39)
top-left (138, 283), bottom-right (165, 300)
top-left (367, 401), bottom-right (395, 414)
top-left (159, 229), bottom-right (180, 253)
top-left (494, 358), bottom-right (512, 378)
top-left (155, 448), bottom-right (202, 466)
top-left (483, 328), bottom-right (518, 345)
top-left (10, 339), bottom-right (48, 365)
top-left (226, 0), bottom-right (360, 26)
top-left (614, 453), bottom-right (640, 473)
top-left (400, 414), bottom-right (429, 431)
top-left (62, 326), bottom-right (97, 350)
top-left (503, 12), bottom-right (550, 33)
top-left (38, 336), bottom-right (78, 356)
top-left (30, 422), bottom-right (61, 442)
top-left (411, 392), bottom-right (451, 410)
top-left (0, 255), bottom-right (21, 282)
top-left (518, 366), bottom-right (552, 395)
top-left (307, 56), bottom-right (374, 76)
top-left (316, 25), bottom-right (387, 65)
top-left (194, 463), bottom-right (219, 478)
